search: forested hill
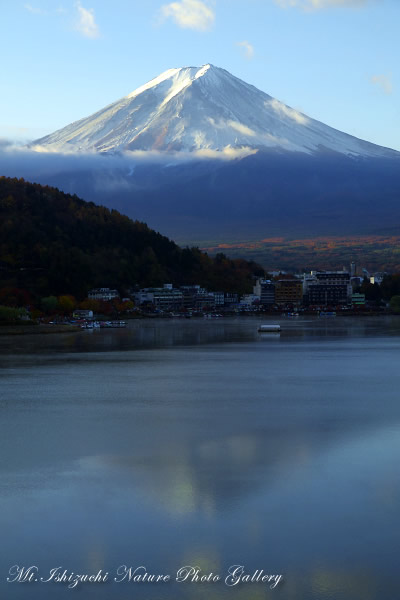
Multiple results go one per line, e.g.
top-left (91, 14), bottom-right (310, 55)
top-left (0, 176), bottom-right (263, 299)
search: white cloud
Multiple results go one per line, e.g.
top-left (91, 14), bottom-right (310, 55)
top-left (268, 99), bottom-right (309, 125)
top-left (160, 0), bottom-right (215, 31)
top-left (237, 41), bottom-right (254, 59)
top-left (371, 74), bottom-right (393, 95)
top-left (275, 0), bottom-right (372, 10)
top-left (24, 3), bottom-right (47, 14)
top-left (206, 117), bottom-right (257, 137)
top-left (75, 1), bottom-right (100, 39)
top-left (0, 144), bottom-right (257, 175)
top-left (24, 4), bottom-right (67, 16)
top-left (227, 120), bottom-right (257, 137)
top-left (195, 146), bottom-right (258, 159)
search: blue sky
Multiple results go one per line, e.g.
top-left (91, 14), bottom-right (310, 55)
top-left (1, 0), bottom-right (399, 150)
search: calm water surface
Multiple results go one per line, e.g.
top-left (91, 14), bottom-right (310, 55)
top-left (1, 316), bottom-right (400, 600)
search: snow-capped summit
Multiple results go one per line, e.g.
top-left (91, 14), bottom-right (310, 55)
top-left (33, 64), bottom-right (397, 158)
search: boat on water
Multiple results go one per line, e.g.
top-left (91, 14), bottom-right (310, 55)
top-left (319, 311), bottom-right (336, 317)
top-left (80, 321), bottom-right (100, 329)
top-left (258, 324), bottom-right (281, 333)
top-left (99, 321), bottom-right (127, 328)
top-left (80, 320), bottom-right (127, 329)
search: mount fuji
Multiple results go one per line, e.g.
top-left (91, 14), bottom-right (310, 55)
top-left (22, 65), bottom-right (400, 247)
top-left (33, 64), bottom-right (397, 159)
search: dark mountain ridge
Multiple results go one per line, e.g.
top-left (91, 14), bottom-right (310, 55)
top-left (4, 64), bottom-right (399, 250)
top-left (33, 150), bottom-right (400, 243)
top-left (0, 176), bottom-right (263, 299)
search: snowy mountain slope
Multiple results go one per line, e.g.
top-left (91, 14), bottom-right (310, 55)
top-left (33, 64), bottom-right (398, 158)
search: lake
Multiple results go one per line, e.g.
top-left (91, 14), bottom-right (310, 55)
top-left (1, 316), bottom-right (400, 600)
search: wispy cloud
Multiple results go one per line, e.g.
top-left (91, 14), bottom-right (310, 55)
top-left (275, 0), bottom-right (372, 10)
top-left (267, 99), bottom-right (309, 125)
top-left (75, 1), bottom-right (100, 38)
top-left (195, 146), bottom-right (258, 159)
top-left (159, 0), bottom-right (215, 31)
top-left (0, 138), bottom-right (16, 149)
top-left (0, 145), bottom-right (258, 183)
top-left (371, 74), bottom-right (393, 95)
top-left (228, 120), bottom-right (256, 136)
top-left (24, 3), bottom-right (67, 16)
top-left (237, 40), bottom-right (254, 59)
top-left (24, 3), bottom-right (47, 15)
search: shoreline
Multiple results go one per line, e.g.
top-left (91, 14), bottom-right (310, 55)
top-left (0, 324), bottom-right (82, 336)
top-left (0, 312), bottom-right (398, 335)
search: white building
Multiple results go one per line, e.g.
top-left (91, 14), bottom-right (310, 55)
top-left (241, 294), bottom-right (260, 307)
top-left (88, 288), bottom-right (119, 301)
top-left (134, 284), bottom-right (183, 310)
top-left (212, 291), bottom-right (225, 306)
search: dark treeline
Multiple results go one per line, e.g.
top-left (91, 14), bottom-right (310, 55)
top-left (0, 176), bottom-right (264, 302)
top-left (360, 276), bottom-right (400, 303)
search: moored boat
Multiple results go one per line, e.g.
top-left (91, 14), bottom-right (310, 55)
top-left (258, 324), bottom-right (281, 333)
top-left (99, 320), bottom-right (127, 328)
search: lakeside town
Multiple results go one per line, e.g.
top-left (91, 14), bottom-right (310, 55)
top-left (2, 177), bottom-right (400, 329)
top-left (2, 262), bottom-right (400, 329)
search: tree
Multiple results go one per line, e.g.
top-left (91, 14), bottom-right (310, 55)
top-left (360, 280), bottom-right (382, 304)
top-left (0, 176), bottom-right (264, 299)
top-left (0, 287), bottom-right (31, 307)
top-left (57, 295), bottom-right (76, 314)
top-left (115, 299), bottom-right (134, 313)
top-left (0, 305), bottom-right (27, 323)
top-left (78, 298), bottom-right (102, 313)
top-left (41, 296), bottom-right (58, 313)
top-left (381, 275), bottom-right (400, 301)
top-left (389, 295), bottom-right (400, 314)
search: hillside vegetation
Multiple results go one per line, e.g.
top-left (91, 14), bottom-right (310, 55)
top-left (0, 176), bottom-right (263, 300)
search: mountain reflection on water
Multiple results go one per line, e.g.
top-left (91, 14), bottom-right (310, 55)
top-left (1, 317), bottom-right (399, 600)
